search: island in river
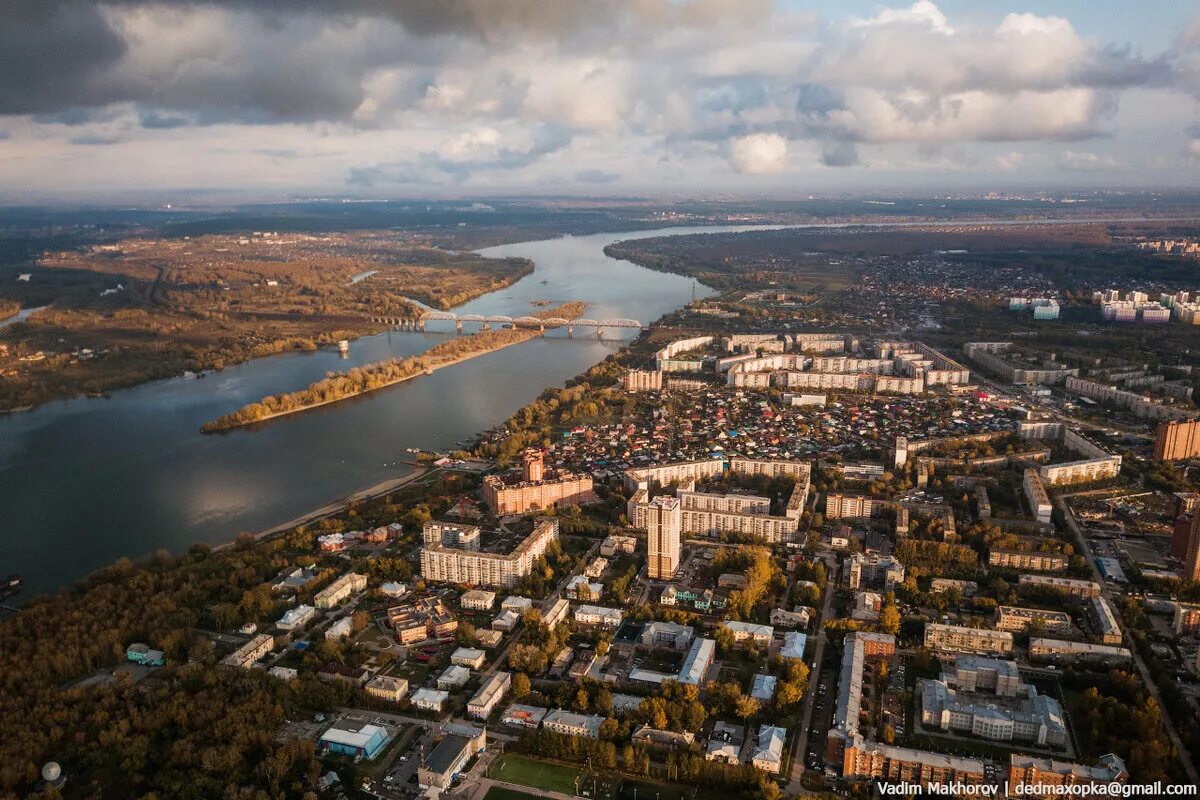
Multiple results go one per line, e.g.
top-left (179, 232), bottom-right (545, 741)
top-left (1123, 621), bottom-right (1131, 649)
top-left (200, 300), bottom-right (588, 431)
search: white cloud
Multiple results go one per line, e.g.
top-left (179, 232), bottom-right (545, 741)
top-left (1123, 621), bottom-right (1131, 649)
top-left (729, 132), bottom-right (788, 173)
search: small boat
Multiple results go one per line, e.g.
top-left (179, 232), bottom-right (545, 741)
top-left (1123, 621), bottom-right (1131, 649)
top-left (0, 574), bottom-right (20, 600)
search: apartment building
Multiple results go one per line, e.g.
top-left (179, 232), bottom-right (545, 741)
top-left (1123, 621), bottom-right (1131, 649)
top-left (995, 606), bottom-right (1073, 635)
top-left (1173, 602), bottom-right (1200, 635)
top-left (467, 672), bottom-right (511, 720)
top-left (460, 589), bottom-right (496, 610)
top-left (314, 572), bottom-right (367, 609)
top-left (1017, 574), bottom-right (1101, 598)
top-left (1028, 638), bottom-right (1131, 666)
top-left (420, 518), bottom-right (559, 588)
top-left (641, 621), bottom-right (695, 650)
top-left (988, 550), bottom-right (1068, 572)
top-left (1023, 469), bottom-right (1053, 524)
top-left (482, 454), bottom-right (595, 516)
top-left (845, 552), bottom-right (905, 591)
top-left (678, 637), bottom-right (716, 686)
top-left (825, 493), bottom-right (893, 520)
top-left (646, 495), bottom-right (681, 580)
top-left (222, 633), bottom-right (275, 668)
top-left (827, 632), bottom-right (896, 764)
top-left (1086, 596), bottom-right (1123, 645)
top-left (750, 725), bottom-right (787, 774)
top-left (1007, 754), bottom-right (1127, 797)
top-left (541, 598), bottom-right (570, 630)
top-left (842, 740), bottom-right (985, 785)
top-left (623, 369), bottom-right (663, 393)
top-left (924, 624), bottom-right (1013, 655)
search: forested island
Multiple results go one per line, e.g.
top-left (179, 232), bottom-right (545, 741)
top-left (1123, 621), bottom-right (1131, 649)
top-left (201, 301), bottom-right (587, 432)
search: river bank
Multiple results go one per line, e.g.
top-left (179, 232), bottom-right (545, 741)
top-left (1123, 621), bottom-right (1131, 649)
top-left (201, 301), bottom-right (587, 432)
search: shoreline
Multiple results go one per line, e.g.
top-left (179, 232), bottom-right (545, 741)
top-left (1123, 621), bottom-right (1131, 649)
top-left (201, 327), bottom-right (545, 432)
top-left (219, 466), bottom-right (433, 549)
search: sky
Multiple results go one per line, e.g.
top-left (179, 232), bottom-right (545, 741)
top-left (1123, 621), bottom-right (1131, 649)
top-left (1, 0), bottom-right (1199, 203)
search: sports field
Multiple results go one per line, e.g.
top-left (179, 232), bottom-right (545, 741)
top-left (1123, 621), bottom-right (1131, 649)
top-left (490, 754), bottom-right (583, 795)
top-left (484, 787), bottom-right (546, 800)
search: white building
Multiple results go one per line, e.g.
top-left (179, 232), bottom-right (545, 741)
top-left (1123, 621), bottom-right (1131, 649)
top-left (467, 672), bottom-right (511, 720)
top-left (410, 687), bottom-right (449, 712)
top-left (276, 604), bottom-right (316, 632)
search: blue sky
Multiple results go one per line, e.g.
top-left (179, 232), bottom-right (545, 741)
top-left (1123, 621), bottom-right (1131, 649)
top-left (0, 0), bottom-right (1198, 201)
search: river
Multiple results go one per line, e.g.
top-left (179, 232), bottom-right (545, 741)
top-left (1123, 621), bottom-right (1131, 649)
top-left (0, 224), bottom-right (785, 603)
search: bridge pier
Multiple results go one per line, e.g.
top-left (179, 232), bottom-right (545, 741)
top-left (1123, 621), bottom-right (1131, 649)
top-left (567, 325), bottom-right (573, 337)
top-left (482, 321), bottom-right (490, 331)
top-left (418, 319), bottom-right (425, 332)
top-left (456, 319), bottom-right (463, 334)
top-left (596, 328), bottom-right (604, 339)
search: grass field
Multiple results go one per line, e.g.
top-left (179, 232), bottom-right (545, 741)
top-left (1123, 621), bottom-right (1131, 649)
top-left (484, 788), bottom-right (546, 800)
top-left (617, 779), bottom-right (689, 800)
top-left (490, 754), bottom-right (583, 795)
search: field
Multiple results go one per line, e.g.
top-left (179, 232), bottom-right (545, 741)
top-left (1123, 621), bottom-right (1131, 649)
top-left (484, 788), bottom-right (547, 800)
top-left (490, 754), bottom-right (583, 795)
top-left (616, 779), bottom-right (690, 800)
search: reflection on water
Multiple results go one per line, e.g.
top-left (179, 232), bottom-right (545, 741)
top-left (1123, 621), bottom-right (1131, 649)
top-left (0, 225), bottom-right (777, 601)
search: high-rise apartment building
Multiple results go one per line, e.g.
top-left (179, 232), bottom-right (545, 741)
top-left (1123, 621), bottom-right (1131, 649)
top-left (1188, 507), bottom-right (1200, 582)
top-left (646, 496), bottom-right (681, 580)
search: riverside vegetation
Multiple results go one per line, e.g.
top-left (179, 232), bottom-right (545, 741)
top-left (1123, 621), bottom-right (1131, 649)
top-left (201, 301), bottom-right (587, 431)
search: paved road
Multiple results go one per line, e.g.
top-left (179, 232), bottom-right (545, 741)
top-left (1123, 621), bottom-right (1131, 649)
top-left (786, 555), bottom-right (839, 795)
top-left (1057, 495), bottom-right (1200, 785)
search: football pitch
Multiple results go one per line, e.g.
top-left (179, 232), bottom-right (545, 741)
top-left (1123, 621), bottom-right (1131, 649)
top-left (490, 754), bottom-right (583, 795)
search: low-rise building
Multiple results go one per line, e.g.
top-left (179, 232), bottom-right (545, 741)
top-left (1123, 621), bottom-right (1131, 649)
top-left (314, 572), bottom-right (367, 609)
top-left (705, 721), bottom-right (744, 764)
top-left (930, 578), bottom-right (978, 596)
top-left (750, 673), bottom-right (777, 702)
top-left (276, 604), bottom-right (316, 632)
top-left (467, 672), bottom-right (511, 720)
top-left (324, 617), bottom-right (354, 641)
top-left (418, 727), bottom-right (487, 789)
top-left (770, 607), bottom-right (811, 628)
top-left (501, 595), bottom-right (534, 614)
top-left (411, 687), bottom-right (450, 713)
top-left (574, 605), bottom-right (623, 628)
top-left (319, 723), bottom-right (390, 760)
top-left (600, 535), bottom-right (637, 556)
top-left (365, 675), bottom-right (409, 703)
top-left (543, 710), bottom-right (604, 739)
top-left (221, 633), bottom-right (275, 668)
top-left (125, 643), bottom-right (165, 667)
top-left (460, 589), bottom-right (497, 610)
top-left (641, 621), bottom-right (695, 650)
top-left (780, 631), bottom-right (807, 661)
top-left (632, 725), bottom-right (696, 751)
top-left (436, 665), bottom-right (471, 690)
top-left (542, 598), bottom-right (570, 629)
top-left (750, 725), bottom-right (787, 774)
top-left (492, 609), bottom-right (520, 631)
top-left (678, 637), bottom-right (716, 686)
top-left (451, 647), bottom-right (487, 669)
top-left (722, 620), bottom-right (773, 648)
top-left (502, 703), bottom-right (549, 729)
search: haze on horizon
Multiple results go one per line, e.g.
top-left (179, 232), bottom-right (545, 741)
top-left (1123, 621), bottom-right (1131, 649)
top-left (2, 0), bottom-right (1200, 203)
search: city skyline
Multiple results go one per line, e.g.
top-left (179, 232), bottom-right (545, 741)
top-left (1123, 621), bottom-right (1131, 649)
top-left (2, 0), bottom-right (1200, 201)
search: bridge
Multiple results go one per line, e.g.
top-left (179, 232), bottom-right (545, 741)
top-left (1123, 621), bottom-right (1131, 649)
top-left (368, 310), bottom-right (643, 338)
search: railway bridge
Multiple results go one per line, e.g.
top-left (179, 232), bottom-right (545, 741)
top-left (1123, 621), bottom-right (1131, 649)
top-left (368, 311), bottom-right (643, 338)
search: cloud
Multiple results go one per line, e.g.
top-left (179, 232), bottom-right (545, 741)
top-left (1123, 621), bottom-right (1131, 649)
top-left (574, 169), bottom-right (620, 183)
top-left (729, 132), bottom-right (788, 174)
top-left (0, 0), bottom-right (1196, 195)
top-left (1057, 150), bottom-right (1126, 171)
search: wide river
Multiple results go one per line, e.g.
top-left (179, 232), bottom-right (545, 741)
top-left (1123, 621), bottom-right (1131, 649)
top-left (0, 225), bottom-right (782, 602)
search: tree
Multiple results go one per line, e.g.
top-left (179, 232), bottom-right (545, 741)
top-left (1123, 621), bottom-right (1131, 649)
top-left (512, 673), bottom-right (532, 699)
top-left (736, 695), bottom-right (760, 725)
top-left (880, 602), bottom-right (901, 635)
